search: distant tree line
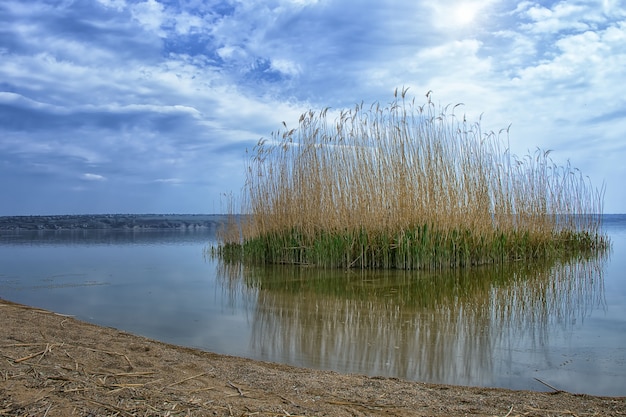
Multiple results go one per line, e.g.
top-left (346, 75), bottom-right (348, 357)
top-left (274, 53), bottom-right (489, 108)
top-left (0, 214), bottom-right (226, 231)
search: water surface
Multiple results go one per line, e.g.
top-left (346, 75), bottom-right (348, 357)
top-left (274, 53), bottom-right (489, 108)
top-left (1, 216), bottom-right (624, 396)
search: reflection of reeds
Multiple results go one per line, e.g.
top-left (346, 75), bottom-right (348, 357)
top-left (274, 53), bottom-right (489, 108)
top-left (217, 91), bottom-right (607, 269)
top-left (492, 251), bottom-right (608, 345)
top-left (223, 252), bottom-right (607, 383)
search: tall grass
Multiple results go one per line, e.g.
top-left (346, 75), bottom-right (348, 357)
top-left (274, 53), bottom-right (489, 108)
top-left (217, 89), bottom-right (608, 269)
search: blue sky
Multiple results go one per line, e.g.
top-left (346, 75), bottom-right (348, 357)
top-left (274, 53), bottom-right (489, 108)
top-left (1, 0), bottom-right (625, 215)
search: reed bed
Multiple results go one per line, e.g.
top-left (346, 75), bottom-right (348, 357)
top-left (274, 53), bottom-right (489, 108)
top-left (217, 89), bottom-right (607, 269)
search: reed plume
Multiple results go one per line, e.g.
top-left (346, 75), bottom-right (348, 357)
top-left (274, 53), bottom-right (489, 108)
top-left (217, 90), bottom-right (607, 269)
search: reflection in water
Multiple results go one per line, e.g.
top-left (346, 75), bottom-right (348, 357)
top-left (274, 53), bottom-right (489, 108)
top-left (217, 254), bottom-right (607, 386)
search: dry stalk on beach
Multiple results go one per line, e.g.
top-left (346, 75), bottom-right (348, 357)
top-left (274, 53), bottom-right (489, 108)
top-left (217, 90), bottom-right (607, 269)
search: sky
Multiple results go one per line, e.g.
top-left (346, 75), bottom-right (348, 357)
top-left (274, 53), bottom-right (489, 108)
top-left (1, 0), bottom-right (625, 215)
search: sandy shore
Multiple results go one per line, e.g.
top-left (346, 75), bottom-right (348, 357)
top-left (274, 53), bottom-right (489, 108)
top-left (1, 298), bottom-right (624, 416)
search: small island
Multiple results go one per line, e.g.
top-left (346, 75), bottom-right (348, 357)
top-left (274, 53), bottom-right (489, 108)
top-left (217, 91), bottom-right (608, 269)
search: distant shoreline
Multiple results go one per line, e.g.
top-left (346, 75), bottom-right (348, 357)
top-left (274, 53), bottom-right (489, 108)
top-left (1, 213), bottom-right (621, 232)
top-left (0, 214), bottom-right (229, 231)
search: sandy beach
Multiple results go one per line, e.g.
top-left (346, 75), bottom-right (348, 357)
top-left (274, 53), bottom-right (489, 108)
top-left (1, 298), bottom-right (624, 416)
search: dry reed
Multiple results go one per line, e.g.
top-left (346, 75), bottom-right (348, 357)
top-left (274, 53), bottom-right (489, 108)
top-left (217, 89), bottom-right (608, 269)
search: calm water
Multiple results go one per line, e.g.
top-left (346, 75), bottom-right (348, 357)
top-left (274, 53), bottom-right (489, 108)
top-left (1, 216), bottom-right (625, 396)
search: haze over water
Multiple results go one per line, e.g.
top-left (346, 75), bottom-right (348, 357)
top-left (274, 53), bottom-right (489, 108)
top-left (1, 215), bottom-right (625, 396)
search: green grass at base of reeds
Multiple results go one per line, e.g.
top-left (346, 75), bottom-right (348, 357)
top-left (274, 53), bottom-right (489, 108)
top-left (213, 225), bottom-right (608, 270)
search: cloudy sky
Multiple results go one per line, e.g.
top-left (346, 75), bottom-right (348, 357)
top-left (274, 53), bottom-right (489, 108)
top-left (1, 0), bottom-right (625, 215)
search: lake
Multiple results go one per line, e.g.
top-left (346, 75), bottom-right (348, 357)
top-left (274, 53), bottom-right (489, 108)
top-left (1, 215), bottom-right (625, 396)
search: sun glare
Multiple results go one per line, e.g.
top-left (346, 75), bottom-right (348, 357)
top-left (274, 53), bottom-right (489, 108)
top-left (431, 1), bottom-right (484, 30)
top-left (453, 2), bottom-right (479, 26)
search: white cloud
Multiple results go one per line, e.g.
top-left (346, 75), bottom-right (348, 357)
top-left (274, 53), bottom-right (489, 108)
top-left (269, 58), bottom-right (300, 77)
top-left (82, 173), bottom-right (107, 181)
top-left (154, 178), bottom-right (183, 185)
top-left (216, 45), bottom-right (248, 61)
top-left (131, 0), bottom-right (168, 36)
top-left (521, 2), bottom-right (590, 33)
top-left (173, 11), bottom-right (205, 35)
top-left (602, 0), bottom-right (626, 17)
top-left (96, 0), bottom-right (127, 11)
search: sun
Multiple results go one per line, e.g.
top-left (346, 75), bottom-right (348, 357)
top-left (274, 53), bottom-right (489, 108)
top-left (430, 1), bottom-right (484, 30)
top-left (453, 2), bottom-right (480, 26)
